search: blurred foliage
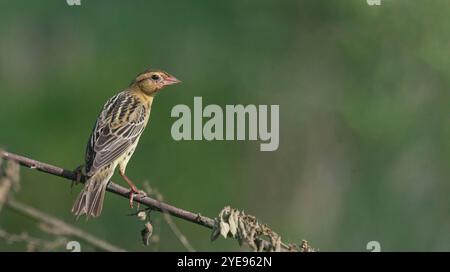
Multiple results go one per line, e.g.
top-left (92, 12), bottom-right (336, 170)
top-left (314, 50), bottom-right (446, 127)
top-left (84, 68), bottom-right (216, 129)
top-left (0, 0), bottom-right (449, 251)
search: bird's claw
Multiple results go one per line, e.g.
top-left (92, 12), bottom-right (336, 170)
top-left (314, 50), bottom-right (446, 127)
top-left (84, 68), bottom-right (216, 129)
top-left (71, 165), bottom-right (84, 192)
top-left (128, 187), bottom-right (147, 208)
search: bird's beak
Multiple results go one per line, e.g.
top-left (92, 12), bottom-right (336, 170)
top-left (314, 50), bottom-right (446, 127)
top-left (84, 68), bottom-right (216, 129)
top-left (163, 75), bottom-right (182, 86)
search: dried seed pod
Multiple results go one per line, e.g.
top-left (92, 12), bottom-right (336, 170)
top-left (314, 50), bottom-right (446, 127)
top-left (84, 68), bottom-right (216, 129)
top-left (228, 211), bottom-right (238, 237)
top-left (137, 211), bottom-right (147, 221)
top-left (141, 222), bottom-right (153, 246)
top-left (219, 221), bottom-right (230, 239)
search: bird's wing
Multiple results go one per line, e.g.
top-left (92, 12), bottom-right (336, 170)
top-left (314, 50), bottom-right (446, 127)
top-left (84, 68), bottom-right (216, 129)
top-left (85, 91), bottom-right (147, 176)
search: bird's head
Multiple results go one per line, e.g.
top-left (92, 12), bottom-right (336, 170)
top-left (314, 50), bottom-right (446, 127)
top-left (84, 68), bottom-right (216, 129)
top-left (131, 69), bottom-right (181, 95)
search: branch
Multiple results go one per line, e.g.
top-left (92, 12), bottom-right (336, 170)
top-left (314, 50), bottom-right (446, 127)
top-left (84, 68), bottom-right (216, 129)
top-left (0, 157), bottom-right (125, 252)
top-left (0, 228), bottom-right (67, 251)
top-left (5, 198), bottom-right (126, 252)
top-left (0, 151), bottom-right (215, 229)
top-left (1, 150), bottom-right (314, 252)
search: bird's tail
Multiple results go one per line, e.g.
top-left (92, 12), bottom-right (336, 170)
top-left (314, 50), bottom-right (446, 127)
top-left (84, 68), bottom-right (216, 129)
top-left (72, 174), bottom-right (109, 218)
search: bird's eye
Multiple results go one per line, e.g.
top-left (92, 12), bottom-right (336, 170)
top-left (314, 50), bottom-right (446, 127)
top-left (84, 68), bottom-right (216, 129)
top-left (151, 74), bottom-right (160, 81)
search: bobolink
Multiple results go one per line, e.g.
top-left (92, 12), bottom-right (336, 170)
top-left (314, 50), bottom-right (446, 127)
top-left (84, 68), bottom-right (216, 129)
top-left (72, 69), bottom-right (181, 218)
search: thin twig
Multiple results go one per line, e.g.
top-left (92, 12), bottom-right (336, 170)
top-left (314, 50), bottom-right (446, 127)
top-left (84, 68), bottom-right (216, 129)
top-left (0, 228), bottom-right (67, 252)
top-left (143, 182), bottom-right (195, 252)
top-left (5, 198), bottom-right (126, 252)
top-left (0, 158), bottom-right (19, 214)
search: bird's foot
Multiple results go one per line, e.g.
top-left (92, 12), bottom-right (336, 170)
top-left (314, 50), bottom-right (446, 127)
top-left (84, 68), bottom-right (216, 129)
top-left (71, 165), bottom-right (84, 192)
top-left (128, 185), bottom-right (147, 208)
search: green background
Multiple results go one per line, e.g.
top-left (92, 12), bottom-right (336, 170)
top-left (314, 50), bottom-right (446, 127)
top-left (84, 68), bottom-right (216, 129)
top-left (0, 0), bottom-right (449, 251)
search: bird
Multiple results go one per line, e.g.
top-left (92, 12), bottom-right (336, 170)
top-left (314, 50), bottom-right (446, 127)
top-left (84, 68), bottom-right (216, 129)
top-left (72, 68), bottom-right (181, 218)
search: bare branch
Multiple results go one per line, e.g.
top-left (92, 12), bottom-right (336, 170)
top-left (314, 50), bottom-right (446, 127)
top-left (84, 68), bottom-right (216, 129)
top-left (0, 228), bottom-right (67, 252)
top-left (1, 150), bottom-right (313, 252)
top-left (5, 199), bottom-right (126, 252)
top-left (0, 151), bottom-right (214, 228)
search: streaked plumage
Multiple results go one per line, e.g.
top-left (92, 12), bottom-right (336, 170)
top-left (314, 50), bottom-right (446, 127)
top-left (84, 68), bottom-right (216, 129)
top-left (72, 69), bottom-right (181, 218)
